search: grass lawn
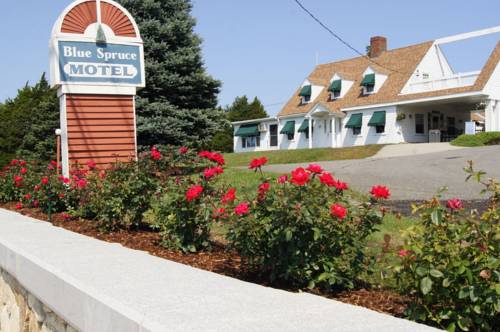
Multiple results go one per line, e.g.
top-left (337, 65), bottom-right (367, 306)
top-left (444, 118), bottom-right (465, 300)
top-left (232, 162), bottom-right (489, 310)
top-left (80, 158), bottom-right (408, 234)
top-left (218, 168), bottom-right (278, 198)
top-left (451, 132), bottom-right (500, 147)
top-left (224, 145), bottom-right (384, 167)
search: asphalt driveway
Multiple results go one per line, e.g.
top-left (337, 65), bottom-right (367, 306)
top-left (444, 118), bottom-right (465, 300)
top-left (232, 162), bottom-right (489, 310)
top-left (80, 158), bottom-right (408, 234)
top-left (262, 145), bottom-right (500, 200)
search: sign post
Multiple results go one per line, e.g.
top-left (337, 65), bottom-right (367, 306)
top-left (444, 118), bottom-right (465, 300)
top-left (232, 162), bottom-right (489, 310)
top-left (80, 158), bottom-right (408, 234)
top-left (49, 0), bottom-right (145, 177)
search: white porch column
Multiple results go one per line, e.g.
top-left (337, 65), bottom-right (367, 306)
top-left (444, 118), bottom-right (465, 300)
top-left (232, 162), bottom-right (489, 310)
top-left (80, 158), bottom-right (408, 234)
top-left (308, 116), bottom-right (313, 149)
top-left (331, 117), bottom-right (336, 148)
top-left (485, 99), bottom-right (500, 132)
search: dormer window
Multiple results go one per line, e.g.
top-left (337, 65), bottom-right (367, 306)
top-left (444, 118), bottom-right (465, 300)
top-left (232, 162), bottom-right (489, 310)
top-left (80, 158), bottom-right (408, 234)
top-left (361, 73), bottom-right (375, 95)
top-left (299, 85), bottom-right (312, 104)
top-left (328, 79), bottom-right (342, 100)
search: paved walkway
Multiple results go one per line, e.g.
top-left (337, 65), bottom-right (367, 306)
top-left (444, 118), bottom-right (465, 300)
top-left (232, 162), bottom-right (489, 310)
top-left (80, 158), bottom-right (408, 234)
top-left (371, 143), bottom-right (464, 159)
top-left (263, 145), bottom-right (500, 200)
top-left (0, 209), bottom-right (440, 331)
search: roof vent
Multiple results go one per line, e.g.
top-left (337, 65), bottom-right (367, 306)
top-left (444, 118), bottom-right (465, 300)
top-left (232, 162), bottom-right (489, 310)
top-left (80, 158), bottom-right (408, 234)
top-left (369, 36), bottom-right (387, 58)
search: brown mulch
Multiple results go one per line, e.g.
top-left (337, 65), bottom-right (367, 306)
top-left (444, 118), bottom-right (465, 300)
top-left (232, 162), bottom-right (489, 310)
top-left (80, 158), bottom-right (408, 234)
top-left (1, 203), bottom-right (410, 317)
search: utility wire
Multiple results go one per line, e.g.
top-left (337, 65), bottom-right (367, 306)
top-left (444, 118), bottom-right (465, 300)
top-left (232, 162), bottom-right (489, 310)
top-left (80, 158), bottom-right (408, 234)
top-left (292, 0), bottom-right (406, 74)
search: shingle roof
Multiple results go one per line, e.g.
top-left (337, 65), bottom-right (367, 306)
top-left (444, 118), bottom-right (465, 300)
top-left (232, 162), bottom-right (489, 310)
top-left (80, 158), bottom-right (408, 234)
top-left (278, 41), bottom-right (500, 117)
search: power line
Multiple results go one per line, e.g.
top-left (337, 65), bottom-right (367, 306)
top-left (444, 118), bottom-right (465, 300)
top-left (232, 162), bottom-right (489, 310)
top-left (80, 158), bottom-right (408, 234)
top-left (292, 0), bottom-right (406, 74)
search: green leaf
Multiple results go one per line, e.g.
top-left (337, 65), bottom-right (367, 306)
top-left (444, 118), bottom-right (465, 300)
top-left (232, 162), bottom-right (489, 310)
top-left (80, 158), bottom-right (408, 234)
top-left (473, 305), bottom-right (481, 314)
top-left (431, 210), bottom-right (443, 225)
top-left (459, 288), bottom-right (469, 299)
top-left (446, 322), bottom-right (456, 332)
top-left (312, 227), bottom-right (321, 241)
top-left (430, 269), bottom-right (444, 278)
top-left (285, 229), bottom-right (292, 242)
top-left (442, 278), bottom-right (451, 287)
top-left (317, 272), bottom-right (330, 282)
top-left (420, 277), bottom-right (433, 295)
top-left (469, 288), bottom-right (478, 302)
top-left (416, 266), bottom-right (427, 277)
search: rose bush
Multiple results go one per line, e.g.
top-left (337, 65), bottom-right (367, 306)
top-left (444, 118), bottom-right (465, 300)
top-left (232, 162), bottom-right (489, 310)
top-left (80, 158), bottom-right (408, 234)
top-left (226, 160), bottom-right (387, 291)
top-left (145, 153), bottom-right (227, 252)
top-left (394, 162), bottom-right (499, 331)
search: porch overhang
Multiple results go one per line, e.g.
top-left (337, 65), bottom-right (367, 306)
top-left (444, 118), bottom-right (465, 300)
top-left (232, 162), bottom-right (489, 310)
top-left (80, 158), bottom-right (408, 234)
top-left (341, 91), bottom-right (487, 112)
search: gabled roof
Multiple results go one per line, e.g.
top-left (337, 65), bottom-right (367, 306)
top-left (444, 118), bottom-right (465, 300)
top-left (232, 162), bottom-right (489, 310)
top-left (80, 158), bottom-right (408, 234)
top-left (279, 40), bottom-right (500, 117)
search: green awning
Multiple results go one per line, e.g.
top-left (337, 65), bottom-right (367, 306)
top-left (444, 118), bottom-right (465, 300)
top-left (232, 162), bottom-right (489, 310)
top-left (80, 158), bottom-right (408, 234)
top-left (360, 73), bottom-right (375, 86)
top-left (345, 113), bottom-right (363, 128)
top-left (280, 121), bottom-right (295, 134)
top-left (298, 119), bottom-right (309, 133)
top-left (328, 80), bottom-right (342, 92)
top-left (368, 111), bottom-right (386, 126)
top-left (299, 85), bottom-right (312, 97)
top-left (235, 124), bottom-right (259, 137)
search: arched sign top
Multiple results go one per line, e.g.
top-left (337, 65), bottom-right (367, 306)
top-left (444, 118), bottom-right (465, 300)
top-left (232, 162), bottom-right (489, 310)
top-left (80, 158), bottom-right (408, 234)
top-left (50, 0), bottom-right (145, 90)
top-left (51, 0), bottom-right (141, 41)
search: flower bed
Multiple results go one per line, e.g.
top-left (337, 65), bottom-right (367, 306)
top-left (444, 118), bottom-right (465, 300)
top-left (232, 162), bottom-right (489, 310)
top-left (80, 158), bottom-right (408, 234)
top-left (0, 149), bottom-right (498, 331)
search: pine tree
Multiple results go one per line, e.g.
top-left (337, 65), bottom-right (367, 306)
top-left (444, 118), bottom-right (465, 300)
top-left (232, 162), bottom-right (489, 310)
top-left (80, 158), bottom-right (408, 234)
top-left (210, 96), bottom-right (269, 152)
top-left (0, 74), bottom-right (59, 163)
top-left (118, 0), bottom-right (224, 148)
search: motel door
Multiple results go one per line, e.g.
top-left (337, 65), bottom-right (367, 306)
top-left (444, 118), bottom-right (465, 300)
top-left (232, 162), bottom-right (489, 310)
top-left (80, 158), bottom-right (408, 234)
top-left (269, 124), bottom-right (278, 147)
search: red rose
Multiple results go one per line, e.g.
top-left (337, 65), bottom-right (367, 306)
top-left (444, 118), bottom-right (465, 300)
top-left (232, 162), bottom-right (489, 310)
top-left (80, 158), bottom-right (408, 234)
top-left (330, 203), bottom-right (347, 220)
top-left (333, 180), bottom-right (349, 191)
top-left (15, 202), bottom-right (22, 210)
top-left (210, 152), bottom-right (225, 166)
top-left (47, 165), bottom-right (55, 171)
top-left (58, 194), bottom-right (65, 199)
top-left (151, 147), bottom-right (162, 160)
top-left (186, 185), bottom-right (204, 202)
top-left (34, 185), bottom-right (41, 192)
top-left (179, 146), bottom-right (189, 154)
top-left (24, 193), bottom-right (32, 200)
top-left (198, 151), bottom-right (212, 159)
top-left (61, 177), bottom-right (71, 184)
top-left (213, 208), bottom-right (226, 219)
top-left (19, 160), bottom-right (27, 166)
top-left (319, 172), bottom-right (336, 186)
top-left (204, 166), bottom-right (224, 179)
top-left (76, 178), bottom-right (88, 189)
top-left (222, 188), bottom-right (236, 204)
top-left (20, 168), bottom-right (27, 175)
top-left (87, 160), bottom-right (97, 170)
top-left (290, 167), bottom-right (310, 186)
top-left (446, 198), bottom-right (463, 210)
top-left (61, 213), bottom-right (71, 220)
top-left (99, 170), bottom-right (106, 179)
top-left (14, 175), bottom-right (23, 183)
top-left (258, 182), bottom-right (270, 199)
top-left (249, 157), bottom-right (268, 170)
top-left (50, 160), bottom-right (57, 166)
top-left (306, 164), bottom-right (323, 174)
top-left (235, 202), bottom-right (249, 216)
top-left (278, 175), bottom-right (288, 184)
top-left (370, 185), bottom-right (390, 199)
top-left (10, 159), bottom-right (19, 166)
top-left (33, 200), bottom-right (39, 208)
top-left (398, 249), bottom-right (411, 258)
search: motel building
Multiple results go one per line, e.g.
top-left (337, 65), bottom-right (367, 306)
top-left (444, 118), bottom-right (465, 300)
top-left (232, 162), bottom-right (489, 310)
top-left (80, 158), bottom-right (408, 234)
top-left (232, 27), bottom-right (500, 153)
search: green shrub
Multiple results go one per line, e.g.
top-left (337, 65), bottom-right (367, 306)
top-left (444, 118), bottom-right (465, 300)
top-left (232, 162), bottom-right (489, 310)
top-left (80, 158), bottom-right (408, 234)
top-left (451, 132), bottom-right (500, 147)
top-left (87, 162), bottom-right (159, 231)
top-left (226, 161), bottom-right (387, 291)
top-left (394, 162), bottom-right (499, 331)
top-left (145, 152), bottom-right (226, 252)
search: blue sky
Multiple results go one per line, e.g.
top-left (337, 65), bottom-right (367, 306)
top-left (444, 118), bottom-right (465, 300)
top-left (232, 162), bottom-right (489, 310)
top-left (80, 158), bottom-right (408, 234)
top-left (1, 1), bottom-right (499, 116)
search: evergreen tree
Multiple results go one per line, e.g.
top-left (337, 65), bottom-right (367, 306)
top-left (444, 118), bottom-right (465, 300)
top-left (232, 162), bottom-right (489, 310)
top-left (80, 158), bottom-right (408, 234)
top-left (210, 96), bottom-right (269, 152)
top-left (227, 96), bottom-right (268, 122)
top-left (118, 0), bottom-right (225, 148)
top-left (0, 74), bottom-right (59, 163)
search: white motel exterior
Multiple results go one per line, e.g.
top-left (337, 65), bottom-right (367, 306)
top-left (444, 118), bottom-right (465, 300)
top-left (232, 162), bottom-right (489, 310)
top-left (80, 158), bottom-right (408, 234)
top-left (232, 27), bottom-right (500, 153)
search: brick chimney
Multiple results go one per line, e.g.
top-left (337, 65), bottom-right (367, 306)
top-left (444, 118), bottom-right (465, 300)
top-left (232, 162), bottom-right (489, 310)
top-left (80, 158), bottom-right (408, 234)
top-left (369, 36), bottom-right (387, 58)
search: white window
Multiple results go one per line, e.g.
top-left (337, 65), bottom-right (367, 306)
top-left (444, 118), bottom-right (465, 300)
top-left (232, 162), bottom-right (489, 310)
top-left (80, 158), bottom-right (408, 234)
top-left (242, 136), bottom-right (260, 148)
top-left (301, 95), bottom-right (311, 104)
